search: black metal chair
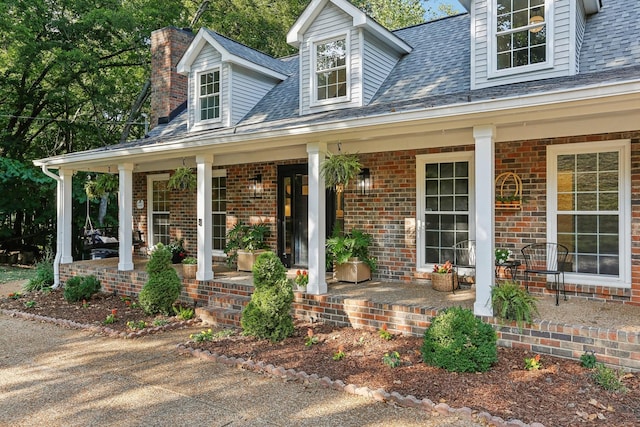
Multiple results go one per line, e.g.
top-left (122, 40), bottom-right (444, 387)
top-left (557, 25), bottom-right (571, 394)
top-left (521, 243), bottom-right (569, 306)
top-left (452, 240), bottom-right (476, 293)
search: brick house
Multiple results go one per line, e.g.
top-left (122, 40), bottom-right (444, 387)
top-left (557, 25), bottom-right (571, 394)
top-left (34, 0), bottom-right (640, 318)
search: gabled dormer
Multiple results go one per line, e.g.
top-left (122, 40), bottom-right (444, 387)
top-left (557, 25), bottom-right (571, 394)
top-left (286, 0), bottom-right (412, 115)
top-left (460, 0), bottom-right (601, 89)
top-left (177, 28), bottom-right (290, 132)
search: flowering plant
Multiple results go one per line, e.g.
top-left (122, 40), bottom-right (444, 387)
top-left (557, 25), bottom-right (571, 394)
top-left (294, 270), bottom-right (309, 287)
top-left (167, 239), bottom-right (187, 263)
top-left (495, 248), bottom-right (511, 264)
top-left (432, 260), bottom-right (453, 274)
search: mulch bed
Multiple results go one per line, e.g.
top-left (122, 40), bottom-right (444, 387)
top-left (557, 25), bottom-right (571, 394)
top-left (0, 289), bottom-right (199, 338)
top-left (189, 323), bottom-right (639, 427)
top-left (1, 290), bottom-right (638, 426)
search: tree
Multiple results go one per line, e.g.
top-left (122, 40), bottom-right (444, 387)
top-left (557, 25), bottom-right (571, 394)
top-left (353, 0), bottom-right (425, 29)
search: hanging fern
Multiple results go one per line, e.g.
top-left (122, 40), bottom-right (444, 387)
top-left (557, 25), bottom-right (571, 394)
top-left (320, 152), bottom-right (362, 190)
top-left (167, 167), bottom-right (196, 191)
top-left (85, 174), bottom-right (118, 199)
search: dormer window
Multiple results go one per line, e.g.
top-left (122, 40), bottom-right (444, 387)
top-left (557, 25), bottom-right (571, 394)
top-left (199, 70), bottom-right (220, 121)
top-left (314, 36), bottom-right (348, 103)
top-left (495, 0), bottom-right (547, 71)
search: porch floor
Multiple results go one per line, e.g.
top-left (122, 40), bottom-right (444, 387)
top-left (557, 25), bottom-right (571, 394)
top-left (75, 257), bottom-right (639, 333)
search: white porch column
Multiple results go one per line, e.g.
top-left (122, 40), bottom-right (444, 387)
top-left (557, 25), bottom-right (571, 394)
top-left (307, 142), bottom-right (328, 295)
top-left (118, 163), bottom-right (134, 271)
top-left (196, 154), bottom-right (214, 281)
top-left (59, 169), bottom-right (74, 264)
top-left (473, 125), bottom-right (496, 317)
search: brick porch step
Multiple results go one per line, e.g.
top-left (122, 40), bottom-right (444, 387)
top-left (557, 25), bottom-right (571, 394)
top-left (195, 306), bottom-right (242, 328)
top-left (208, 293), bottom-right (251, 311)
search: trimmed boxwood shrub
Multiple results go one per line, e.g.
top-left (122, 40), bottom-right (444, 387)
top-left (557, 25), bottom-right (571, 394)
top-left (421, 306), bottom-right (497, 372)
top-left (64, 275), bottom-right (101, 302)
top-left (139, 243), bottom-right (181, 315)
top-left (241, 252), bottom-right (294, 342)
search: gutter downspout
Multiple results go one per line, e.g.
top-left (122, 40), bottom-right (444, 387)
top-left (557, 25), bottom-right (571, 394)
top-left (40, 165), bottom-right (63, 289)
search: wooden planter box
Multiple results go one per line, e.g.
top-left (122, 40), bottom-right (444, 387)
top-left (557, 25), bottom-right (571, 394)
top-left (182, 264), bottom-right (197, 279)
top-left (334, 260), bottom-right (371, 284)
top-left (237, 250), bottom-right (267, 272)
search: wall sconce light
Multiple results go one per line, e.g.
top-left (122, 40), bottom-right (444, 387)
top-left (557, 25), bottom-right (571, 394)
top-left (250, 174), bottom-right (263, 199)
top-left (357, 168), bottom-right (371, 196)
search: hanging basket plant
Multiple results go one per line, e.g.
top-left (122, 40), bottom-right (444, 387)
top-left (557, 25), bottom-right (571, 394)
top-left (85, 174), bottom-right (119, 200)
top-left (320, 152), bottom-right (362, 192)
top-left (167, 167), bottom-right (196, 191)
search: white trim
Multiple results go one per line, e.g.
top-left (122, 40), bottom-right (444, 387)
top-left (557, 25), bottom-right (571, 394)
top-left (196, 68), bottom-right (222, 125)
top-left (415, 151), bottom-right (475, 272)
top-left (146, 173), bottom-right (170, 248)
top-left (310, 32), bottom-right (351, 107)
top-left (546, 140), bottom-right (631, 288)
top-left (33, 79), bottom-right (640, 168)
top-left (489, 0), bottom-right (554, 78)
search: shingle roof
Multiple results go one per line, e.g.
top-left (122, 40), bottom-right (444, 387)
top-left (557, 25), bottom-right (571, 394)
top-left (83, 1), bottom-right (640, 155)
top-left (203, 29), bottom-right (294, 76)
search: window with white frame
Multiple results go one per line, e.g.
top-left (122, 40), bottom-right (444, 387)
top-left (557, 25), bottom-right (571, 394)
top-left (314, 37), bottom-right (347, 102)
top-left (147, 174), bottom-right (170, 247)
top-left (199, 70), bottom-right (220, 121)
top-left (548, 141), bottom-right (630, 286)
top-left (416, 153), bottom-right (474, 270)
top-left (211, 170), bottom-right (227, 253)
top-left (495, 0), bottom-right (547, 70)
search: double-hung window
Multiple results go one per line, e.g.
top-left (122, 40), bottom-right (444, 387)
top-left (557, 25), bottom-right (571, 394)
top-left (495, 0), bottom-right (547, 71)
top-left (147, 174), bottom-right (170, 247)
top-left (199, 70), bottom-right (220, 121)
top-left (314, 37), bottom-right (347, 102)
top-left (547, 141), bottom-right (630, 287)
top-left (416, 153), bottom-right (474, 270)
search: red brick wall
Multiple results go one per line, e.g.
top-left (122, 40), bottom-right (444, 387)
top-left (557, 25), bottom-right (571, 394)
top-left (150, 27), bottom-right (193, 129)
top-left (131, 131), bottom-right (640, 304)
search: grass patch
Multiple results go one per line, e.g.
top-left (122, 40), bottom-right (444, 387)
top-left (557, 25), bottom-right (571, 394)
top-left (0, 266), bottom-right (36, 284)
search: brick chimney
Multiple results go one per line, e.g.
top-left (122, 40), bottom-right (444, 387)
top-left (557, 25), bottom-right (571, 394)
top-left (150, 27), bottom-right (194, 129)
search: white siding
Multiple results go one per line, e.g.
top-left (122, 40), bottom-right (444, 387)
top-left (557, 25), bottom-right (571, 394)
top-left (231, 66), bottom-right (279, 123)
top-left (363, 35), bottom-right (400, 103)
top-left (575, 0), bottom-right (586, 73)
top-left (300, 2), bottom-right (362, 115)
top-left (472, 0), bottom-right (573, 90)
top-left (187, 45), bottom-right (224, 132)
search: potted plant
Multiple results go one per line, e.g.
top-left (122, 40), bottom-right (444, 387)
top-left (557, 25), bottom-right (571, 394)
top-left (326, 229), bottom-right (376, 284)
top-left (181, 256), bottom-right (197, 279)
top-left (431, 261), bottom-right (458, 291)
top-left (167, 167), bottom-right (196, 191)
top-left (293, 269), bottom-right (308, 291)
top-left (491, 280), bottom-right (539, 328)
top-left (167, 239), bottom-right (187, 264)
top-left (320, 152), bottom-right (362, 192)
top-left (224, 222), bottom-right (270, 271)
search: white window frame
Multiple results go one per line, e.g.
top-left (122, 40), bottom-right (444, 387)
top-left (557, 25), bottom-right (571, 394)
top-left (211, 169), bottom-right (227, 257)
top-left (146, 173), bottom-right (170, 248)
top-left (547, 140), bottom-right (631, 288)
top-left (310, 32), bottom-right (350, 106)
top-left (416, 152), bottom-right (475, 272)
top-left (489, 0), bottom-right (554, 78)
top-left (197, 68), bottom-right (221, 123)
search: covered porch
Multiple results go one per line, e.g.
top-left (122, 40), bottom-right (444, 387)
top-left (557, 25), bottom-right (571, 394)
top-left (60, 257), bottom-right (640, 371)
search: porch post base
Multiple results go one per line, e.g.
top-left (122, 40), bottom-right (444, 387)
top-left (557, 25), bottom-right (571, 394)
top-left (118, 262), bottom-right (134, 271)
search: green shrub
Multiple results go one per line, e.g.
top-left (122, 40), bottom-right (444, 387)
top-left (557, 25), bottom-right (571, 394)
top-left (421, 306), bottom-right (497, 373)
top-left (580, 351), bottom-right (597, 369)
top-left (63, 275), bottom-right (101, 302)
top-left (24, 253), bottom-right (54, 292)
top-left (139, 244), bottom-right (181, 315)
top-left (592, 363), bottom-right (627, 392)
top-left (241, 252), bottom-right (294, 342)
top-left (491, 281), bottom-right (539, 328)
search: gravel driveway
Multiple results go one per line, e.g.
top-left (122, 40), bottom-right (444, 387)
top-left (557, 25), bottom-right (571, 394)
top-left (0, 315), bottom-right (483, 427)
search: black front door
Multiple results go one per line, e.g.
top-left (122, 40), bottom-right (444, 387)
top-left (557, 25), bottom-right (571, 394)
top-left (277, 165), bottom-right (336, 268)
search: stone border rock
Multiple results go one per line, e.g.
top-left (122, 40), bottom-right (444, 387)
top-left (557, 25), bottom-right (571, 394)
top-left (0, 308), bottom-right (201, 339)
top-left (177, 344), bottom-right (546, 427)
